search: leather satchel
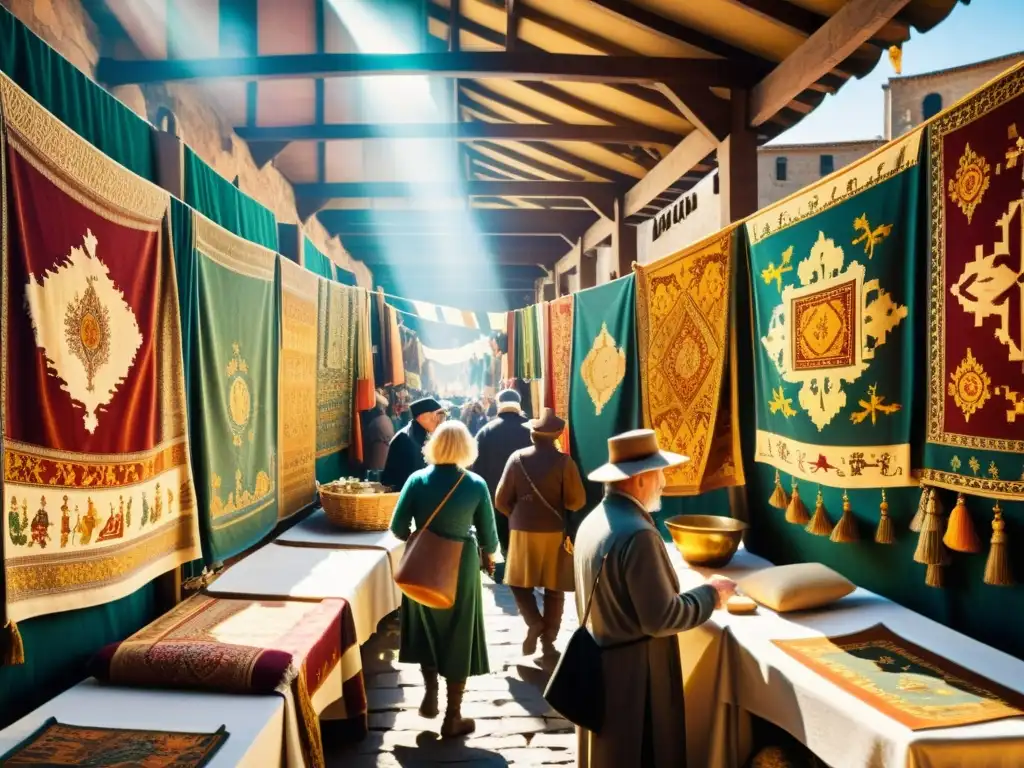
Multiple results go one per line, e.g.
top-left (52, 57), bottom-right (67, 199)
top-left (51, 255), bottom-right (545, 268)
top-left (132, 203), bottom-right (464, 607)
top-left (516, 456), bottom-right (574, 557)
top-left (394, 473), bottom-right (466, 609)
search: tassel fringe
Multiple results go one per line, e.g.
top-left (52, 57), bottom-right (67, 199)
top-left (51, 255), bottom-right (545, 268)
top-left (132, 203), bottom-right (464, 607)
top-left (913, 490), bottom-right (943, 565)
top-left (2, 620), bottom-right (24, 666)
top-left (943, 493), bottom-right (981, 553)
top-left (875, 490), bottom-right (895, 544)
top-left (830, 491), bottom-right (859, 543)
top-left (769, 470), bottom-right (789, 509)
top-left (925, 563), bottom-right (945, 588)
top-left (909, 484), bottom-right (929, 532)
top-left (805, 487), bottom-right (833, 537)
top-left (785, 481), bottom-right (809, 525)
top-left (984, 503), bottom-right (1013, 586)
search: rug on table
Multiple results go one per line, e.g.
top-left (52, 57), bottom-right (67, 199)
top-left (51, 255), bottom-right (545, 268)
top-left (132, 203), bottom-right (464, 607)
top-left (0, 718), bottom-right (228, 767)
top-left (774, 623), bottom-right (1024, 730)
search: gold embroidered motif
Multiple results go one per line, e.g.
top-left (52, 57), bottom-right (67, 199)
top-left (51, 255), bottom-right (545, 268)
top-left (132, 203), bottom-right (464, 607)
top-left (225, 343), bottom-right (253, 448)
top-left (969, 457), bottom-right (981, 475)
top-left (760, 245), bottom-right (793, 292)
top-left (210, 463), bottom-right (275, 523)
top-left (25, 230), bottom-right (142, 433)
top-left (948, 349), bottom-right (992, 421)
top-left (950, 456), bottom-right (962, 472)
top-left (850, 384), bottom-right (902, 425)
top-left (580, 322), bottom-right (626, 416)
top-left (997, 385), bottom-right (1024, 422)
top-left (948, 143), bottom-right (991, 223)
top-left (768, 386), bottom-right (796, 418)
top-left (5, 441), bottom-right (188, 488)
top-left (851, 214), bottom-right (892, 259)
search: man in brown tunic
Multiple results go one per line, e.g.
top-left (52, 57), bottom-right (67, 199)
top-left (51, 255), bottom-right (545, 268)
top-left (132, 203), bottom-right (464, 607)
top-left (574, 429), bottom-right (736, 768)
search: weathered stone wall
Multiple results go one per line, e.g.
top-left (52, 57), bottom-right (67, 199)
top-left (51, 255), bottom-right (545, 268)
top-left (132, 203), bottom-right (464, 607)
top-left (756, 141), bottom-right (886, 210)
top-left (0, 0), bottom-right (372, 288)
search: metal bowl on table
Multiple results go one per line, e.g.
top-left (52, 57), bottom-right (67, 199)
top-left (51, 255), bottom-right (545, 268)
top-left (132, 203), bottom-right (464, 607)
top-left (664, 514), bottom-right (747, 568)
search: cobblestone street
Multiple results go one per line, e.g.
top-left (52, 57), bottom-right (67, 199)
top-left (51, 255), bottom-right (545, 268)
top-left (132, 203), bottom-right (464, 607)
top-left (327, 577), bottom-right (579, 767)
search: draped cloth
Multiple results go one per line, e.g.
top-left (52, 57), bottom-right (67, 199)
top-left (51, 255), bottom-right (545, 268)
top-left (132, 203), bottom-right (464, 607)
top-left (0, 72), bottom-right (201, 630)
top-left (545, 296), bottom-right (574, 453)
top-left (301, 236), bottom-right (335, 281)
top-left (636, 229), bottom-right (745, 495)
top-left (746, 127), bottom-right (923, 490)
top-left (351, 288), bottom-right (374, 465)
top-left (177, 211), bottom-right (279, 566)
top-left (278, 258), bottom-right (318, 520)
top-left (92, 594), bottom-right (362, 768)
top-left (315, 279), bottom-right (355, 484)
top-left (921, 61), bottom-right (1024, 501)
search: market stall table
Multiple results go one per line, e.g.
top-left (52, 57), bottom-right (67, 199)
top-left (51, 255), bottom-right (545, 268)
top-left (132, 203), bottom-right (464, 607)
top-left (671, 546), bottom-right (1024, 768)
top-left (277, 510), bottom-right (405, 572)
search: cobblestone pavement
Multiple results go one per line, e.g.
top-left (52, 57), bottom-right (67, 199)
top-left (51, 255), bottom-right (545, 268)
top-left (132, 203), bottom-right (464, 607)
top-left (326, 577), bottom-right (579, 767)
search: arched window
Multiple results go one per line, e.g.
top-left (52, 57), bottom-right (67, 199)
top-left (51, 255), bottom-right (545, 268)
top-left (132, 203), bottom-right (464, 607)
top-left (922, 93), bottom-right (943, 120)
top-left (775, 156), bottom-right (788, 181)
top-left (155, 106), bottom-right (178, 137)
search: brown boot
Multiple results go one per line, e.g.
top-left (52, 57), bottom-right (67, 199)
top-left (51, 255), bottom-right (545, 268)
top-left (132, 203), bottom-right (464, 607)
top-left (541, 590), bottom-right (565, 659)
top-left (419, 666), bottom-right (439, 718)
top-left (440, 679), bottom-right (475, 738)
top-left (511, 586), bottom-right (544, 656)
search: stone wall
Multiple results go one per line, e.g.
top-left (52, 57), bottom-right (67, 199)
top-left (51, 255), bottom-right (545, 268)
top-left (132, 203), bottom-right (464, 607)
top-left (756, 141), bottom-right (886, 210)
top-left (0, 0), bottom-right (372, 288)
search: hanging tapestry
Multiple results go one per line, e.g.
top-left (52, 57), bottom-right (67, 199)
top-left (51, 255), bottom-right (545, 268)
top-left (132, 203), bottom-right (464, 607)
top-left (746, 127), bottom-right (924, 489)
top-left (0, 72), bottom-right (200, 628)
top-left (545, 296), bottom-right (573, 452)
top-left (569, 277), bottom-right (641, 482)
top-left (636, 229), bottom-right (745, 495)
top-left (316, 279), bottom-right (355, 484)
top-left (921, 62), bottom-right (1024, 501)
top-left (182, 213), bottom-right (279, 565)
top-left (0, 718), bottom-right (228, 767)
top-left (350, 288), bottom-right (374, 465)
top-left (278, 258), bottom-right (318, 520)
top-left (302, 235), bottom-right (335, 281)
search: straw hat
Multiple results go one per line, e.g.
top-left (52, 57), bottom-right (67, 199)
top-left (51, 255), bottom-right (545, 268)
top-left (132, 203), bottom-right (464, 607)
top-left (587, 429), bottom-right (688, 483)
top-left (523, 407), bottom-right (565, 436)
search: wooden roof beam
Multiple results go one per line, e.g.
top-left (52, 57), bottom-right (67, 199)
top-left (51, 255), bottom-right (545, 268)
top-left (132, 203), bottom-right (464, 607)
top-left (721, 0), bottom-right (906, 48)
top-left (750, 0), bottom-right (913, 127)
top-left (505, 0), bottom-right (521, 51)
top-left (96, 52), bottom-right (746, 87)
top-left (654, 83), bottom-right (730, 142)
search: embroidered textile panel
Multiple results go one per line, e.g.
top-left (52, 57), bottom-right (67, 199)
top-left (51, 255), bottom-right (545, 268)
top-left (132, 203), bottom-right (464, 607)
top-left (278, 258), bottom-right (318, 521)
top-left (181, 212), bottom-right (279, 565)
top-left (745, 127), bottom-right (924, 490)
top-left (569, 277), bottom-right (642, 485)
top-left (0, 73), bottom-right (201, 624)
top-left (636, 229), bottom-right (745, 495)
top-left (316, 279), bottom-right (355, 483)
top-left (544, 296), bottom-right (574, 453)
top-left (921, 63), bottom-right (1024, 501)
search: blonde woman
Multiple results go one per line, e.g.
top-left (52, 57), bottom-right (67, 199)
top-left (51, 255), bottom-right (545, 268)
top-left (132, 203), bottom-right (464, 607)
top-left (389, 420), bottom-right (499, 738)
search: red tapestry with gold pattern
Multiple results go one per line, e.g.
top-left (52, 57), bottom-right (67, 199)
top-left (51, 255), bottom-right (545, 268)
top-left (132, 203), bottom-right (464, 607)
top-left (0, 73), bottom-right (200, 629)
top-left (922, 61), bottom-right (1024, 501)
top-left (544, 296), bottom-right (573, 453)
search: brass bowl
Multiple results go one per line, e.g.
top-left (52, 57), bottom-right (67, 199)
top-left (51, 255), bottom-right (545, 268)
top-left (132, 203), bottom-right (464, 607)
top-left (665, 514), bottom-right (748, 568)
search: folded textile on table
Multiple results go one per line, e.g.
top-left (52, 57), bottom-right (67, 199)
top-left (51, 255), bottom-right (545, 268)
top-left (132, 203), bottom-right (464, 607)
top-left (636, 228), bottom-right (745, 495)
top-left (92, 594), bottom-right (364, 768)
top-left (920, 61), bottom-right (1024, 501)
top-left (315, 278), bottom-right (356, 483)
top-left (0, 717), bottom-right (228, 767)
top-left (276, 510), bottom-right (406, 572)
top-left (773, 623), bottom-right (1024, 730)
top-left (0, 72), bottom-right (201, 641)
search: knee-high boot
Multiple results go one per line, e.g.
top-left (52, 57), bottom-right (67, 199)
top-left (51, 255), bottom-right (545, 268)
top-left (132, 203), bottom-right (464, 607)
top-left (511, 586), bottom-right (544, 655)
top-left (419, 666), bottom-right (439, 718)
top-left (441, 679), bottom-right (475, 738)
top-left (541, 590), bottom-right (565, 657)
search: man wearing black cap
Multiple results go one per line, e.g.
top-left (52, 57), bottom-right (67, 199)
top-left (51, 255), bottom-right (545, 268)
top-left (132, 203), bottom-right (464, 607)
top-left (472, 389), bottom-right (531, 578)
top-left (381, 396), bottom-right (446, 491)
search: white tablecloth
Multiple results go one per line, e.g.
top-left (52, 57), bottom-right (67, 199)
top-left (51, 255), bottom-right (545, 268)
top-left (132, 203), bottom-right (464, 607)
top-left (0, 679), bottom-right (285, 768)
top-left (206, 542), bottom-right (401, 644)
top-left (671, 547), bottom-right (1024, 768)
top-left (276, 512), bottom-right (405, 572)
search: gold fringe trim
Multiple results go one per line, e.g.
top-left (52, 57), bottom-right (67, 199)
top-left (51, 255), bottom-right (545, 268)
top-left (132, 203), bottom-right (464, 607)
top-left (830, 491), bottom-right (859, 543)
top-left (943, 493), bottom-right (981, 553)
top-left (2, 620), bottom-right (24, 666)
top-left (984, 502), bottom-right (1013, 586)
top-left (805, 488), bottom-right (833, 537)
top-left (769, 469), bottom-right (789, 509)
top-left (294, 670), bottom-right (326, 768)
top-left (909, 484), bottom-right (929, 532)
top-left (913, 490), bottom-right (944, 565)
top-left (875, 490), bottom-right (895, 544)
top-left (925, 563), bottom-right (945, 588)
top-left (786, 481), bottom-right (810, 525)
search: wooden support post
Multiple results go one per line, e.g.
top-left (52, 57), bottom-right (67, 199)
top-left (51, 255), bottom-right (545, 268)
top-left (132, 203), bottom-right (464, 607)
top-left (612, 198), bottom-right (636, 279)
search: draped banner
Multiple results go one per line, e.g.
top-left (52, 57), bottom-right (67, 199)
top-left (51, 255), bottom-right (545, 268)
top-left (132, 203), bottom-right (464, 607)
top-left (302, 236), bottom-right (335, 281)
top-left (183, 213), bottom-right (279, 565)
top-left (636, 229), bottom-right (745, 495)
top-left (279, 258), bottom-right (318, 520)
top-left (747, 128), bottom-right (923, 489)
top-left (569, 277), bottom-right (641, 483)
top-left (921, 63), bottom-right (1024, 501)
top-left (316, 279), bottom-right (355, 483)
top-left (0, 73), bottom-right (200, 626)
top-left (545, 296), bottom-right (574, 453)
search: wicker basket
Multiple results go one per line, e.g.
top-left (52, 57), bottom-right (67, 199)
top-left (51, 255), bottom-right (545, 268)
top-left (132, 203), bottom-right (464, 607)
top-left (320, 486), bottom-right (399, 531)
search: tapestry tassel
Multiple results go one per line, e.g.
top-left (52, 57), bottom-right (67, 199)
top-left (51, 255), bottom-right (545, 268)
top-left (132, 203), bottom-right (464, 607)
top-left (875, 490), bottom-right (895, 544)
top-left (925, 563), bottom-right (945, 588)
top-left (830, 490), bottom-right (858, 543)
top-left (2, 620), bottom-right (24, 665)
top-left (909, 484), bottom-right (929, 532)
top-left (769, 469), bottom-right (789, 510)
top-left (943, 493), bottom-right (981, 554)
top-left (984, 503), bottom-right (1013, 587)
top-left (785, 480), bottom-right (809, 525)
top-left (805, 487), bottom-right (833, 537)
top-left (913, 490), bottom-right (943, 566)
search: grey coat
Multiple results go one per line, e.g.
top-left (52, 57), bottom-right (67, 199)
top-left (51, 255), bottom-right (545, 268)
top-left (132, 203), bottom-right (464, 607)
top-left (573, 492), bottom-right (717, 768)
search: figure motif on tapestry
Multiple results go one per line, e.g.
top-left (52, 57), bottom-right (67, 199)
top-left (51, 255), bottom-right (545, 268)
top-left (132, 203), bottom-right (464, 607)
top-left (60, 495), bottom-right (71, 548)
top-left (97, 498), bottom-right (125, 542)
top-left (75, 497), bottom-right (99, 544)
top-left (25, 229), bottom-right (143, 434)
top-left (29, 496), bottom-right (53, 548)
top-left (153, 482), bottom-right (163, 524)
top-left (8, 496), bottom-right (28, 546)
top-left (141, 492), bottom-right (150, 528)
top-left (580, 322), bottom-right (627, 416)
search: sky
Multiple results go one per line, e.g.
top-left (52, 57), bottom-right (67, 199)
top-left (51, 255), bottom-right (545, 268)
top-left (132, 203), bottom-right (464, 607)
top-left (771, 0), bottom-right (1023, 145)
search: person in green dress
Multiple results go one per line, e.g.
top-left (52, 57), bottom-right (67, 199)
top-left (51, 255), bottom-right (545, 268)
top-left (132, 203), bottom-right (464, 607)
top-left (389, 420), bottom-right (499, 738)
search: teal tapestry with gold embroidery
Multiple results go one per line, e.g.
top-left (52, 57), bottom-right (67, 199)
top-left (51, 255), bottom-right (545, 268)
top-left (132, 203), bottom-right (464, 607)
top-left (746, 128), bottom-right (924, 493)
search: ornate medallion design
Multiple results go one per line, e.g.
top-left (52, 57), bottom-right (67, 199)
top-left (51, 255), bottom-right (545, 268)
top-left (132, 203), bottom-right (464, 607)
top-left (948, 348), bottom-right (992, 421)
top-left (225, 342), bottom-right (253, 448)
top-left (580, 322), bottom-right (626, 416)
top-left (948, 142), bottom-right (991, 223)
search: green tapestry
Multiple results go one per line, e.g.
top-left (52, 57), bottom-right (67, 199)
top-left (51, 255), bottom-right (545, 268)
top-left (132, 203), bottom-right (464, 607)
top-left (173, 208), bottom-right (280, 565)
top-left (303, 236), bottom-right (336, 281)
top-left (569, 277), bottom-right (641, 501)
top-left (183, 147), bottom-right (278, 251)
top-left (746, 128), bottom-right (924, 492)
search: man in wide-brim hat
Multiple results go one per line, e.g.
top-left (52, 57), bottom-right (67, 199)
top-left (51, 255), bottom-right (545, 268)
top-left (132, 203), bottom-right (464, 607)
top-left (381, 396), bottom-right (447, 492)
top-left (494, 408), bottom-right (587, 658)
top-left (573, 429), bottom-right (737, 768)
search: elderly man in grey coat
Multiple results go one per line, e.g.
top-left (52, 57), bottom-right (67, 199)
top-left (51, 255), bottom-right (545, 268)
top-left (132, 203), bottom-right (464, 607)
top-left (573, 429), bottom-right (737, 768)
